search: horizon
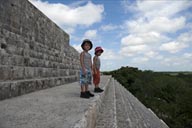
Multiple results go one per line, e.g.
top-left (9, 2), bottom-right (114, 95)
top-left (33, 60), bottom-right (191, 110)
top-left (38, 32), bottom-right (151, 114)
top-left (29, 0), bottom-right (192, 72)
top-left (101, 66), bottom-right (192, 72)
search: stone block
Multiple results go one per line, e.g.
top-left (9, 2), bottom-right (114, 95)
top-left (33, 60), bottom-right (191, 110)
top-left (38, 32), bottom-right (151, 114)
top-left (24, 67), bottom-right (35, 79)
top-left (12, 66), bottom-right (25, 80)
top-left (0, 66), bottom-right (12, 81)
top-left (0, 82), bottom-right (11, 100)
top-left (10, 82), bottom-right (19, 97)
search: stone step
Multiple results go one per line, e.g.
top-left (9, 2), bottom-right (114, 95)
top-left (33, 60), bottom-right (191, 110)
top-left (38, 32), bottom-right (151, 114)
top-left (0, 75), bottom-right (111, 128)
top-left (95, 78), bottom-right (117, 128)
top-left (0, 75), bottom-right (78, 100)
top-left (95, 78), bottom-right (169, 128)
top-left (114, 80), bottom-right (133, 128)
top-left (114, 80), bottom-right (169, 128)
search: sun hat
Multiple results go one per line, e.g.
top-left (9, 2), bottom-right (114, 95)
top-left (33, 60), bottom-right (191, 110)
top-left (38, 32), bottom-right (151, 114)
top-left (81, 39), bottom-right (93, 50)
top-left (95, 46), bottom-right (104, 54)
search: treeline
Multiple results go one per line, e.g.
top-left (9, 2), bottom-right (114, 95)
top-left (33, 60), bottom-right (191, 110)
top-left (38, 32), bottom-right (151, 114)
top-left (103, 66), bottom-right (192, 128)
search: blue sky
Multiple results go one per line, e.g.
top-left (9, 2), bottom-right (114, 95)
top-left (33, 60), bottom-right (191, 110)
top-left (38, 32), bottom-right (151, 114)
top-left (29, 0), bottom-right (192, 71)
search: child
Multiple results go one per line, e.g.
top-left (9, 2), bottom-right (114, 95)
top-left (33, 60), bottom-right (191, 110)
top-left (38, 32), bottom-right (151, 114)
top-left (79, 39), bottom-right (94, 98)
top-left (93, 46), bottom-right (104, 93)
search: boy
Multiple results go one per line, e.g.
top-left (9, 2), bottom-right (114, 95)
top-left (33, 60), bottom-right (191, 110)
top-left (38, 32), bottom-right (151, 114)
top-left (79, 39), bottom-right (94, 98)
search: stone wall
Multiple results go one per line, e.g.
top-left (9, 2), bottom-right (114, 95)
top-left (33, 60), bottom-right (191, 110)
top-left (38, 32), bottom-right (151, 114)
top-left (0, 0), bottom-right (80, 100)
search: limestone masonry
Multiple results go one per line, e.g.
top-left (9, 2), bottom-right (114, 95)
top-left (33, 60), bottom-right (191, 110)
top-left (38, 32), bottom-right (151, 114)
top-left (0, 0), bottom-right (80, 100)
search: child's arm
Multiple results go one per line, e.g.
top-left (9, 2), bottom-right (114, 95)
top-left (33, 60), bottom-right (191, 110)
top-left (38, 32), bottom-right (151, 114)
top-left (90, 55), bottom-right (93, 73)
top-left (80, 52), bottom-right (86, 75)
top-left (93, 56), bottom-right (97, 74)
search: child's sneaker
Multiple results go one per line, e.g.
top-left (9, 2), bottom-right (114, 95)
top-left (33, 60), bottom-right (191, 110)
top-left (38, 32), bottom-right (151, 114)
top-left (94, 87), bottom-right (104, 93)
top-left (86, 91), bottom-right (94, 97)
top-left (80, 92), bottom-right (90, 99)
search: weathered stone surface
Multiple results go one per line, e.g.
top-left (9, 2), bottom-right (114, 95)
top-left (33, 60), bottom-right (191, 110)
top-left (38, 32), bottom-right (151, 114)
top-left (95, 78), bottom-right (169, 128)
top-left (0, 0), bottom-right (80, 100)
top-left (0, 76), bottom-right (110, 128)
top-left (0, 76), bottom-right (169, 128)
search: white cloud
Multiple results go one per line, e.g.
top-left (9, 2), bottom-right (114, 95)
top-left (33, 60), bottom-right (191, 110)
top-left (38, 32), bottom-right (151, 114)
top-left (177, 32), bottom-right (192, 43)
top-left (63, 27), bottom-right (75, 35)
top-left (183, 53), bottom-right (192, 58)
top-left (160, 53), bottom-right (192, 69)
top-left (160, 41), bottom-right (188, 53)
top-left (159, 32), bottom-right (191, 53)
top-left (72, 44), bottom-right (82, 53)
top-left (29, 0), bottom-right (104, 27)
top-left (119, 44), bottom-right (148, 57)
top-left (100, 24), bottom-right (118, 31)
top-left (101, 48), bottom-right (120, 60)
top-left (136, 0), bottom-right (191, 18)
top-left (121, 0), bottom-right (136, 13)
top-left (126, 16), bottom-right (186, 34)
top-left (122, 0), bottom-right (192, 18)
top-left (144, 51), bottom-right (158, 58)
top-left (150, 17), bottom-right (185, 33)
top-left (121, 35), bottom-right (144, 46)
top-left (83, 30), bottom-right (98, 40)
top-left (119, 0), bottom-right (190, 59)
top-left (119, 31), bottom-right (169, 56)
top-left (129, 53), bottom-right (192, 71)
top-left (121, 32), bottom-right (168, 46)
top-left (132, 57), bottom-right (149, 63)
top-left (101, 61), bottom-right (113, 71)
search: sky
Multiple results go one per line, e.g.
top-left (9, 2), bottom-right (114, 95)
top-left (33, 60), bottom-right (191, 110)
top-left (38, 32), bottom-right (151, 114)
top-left (29, 0), bottom-right (192, 72)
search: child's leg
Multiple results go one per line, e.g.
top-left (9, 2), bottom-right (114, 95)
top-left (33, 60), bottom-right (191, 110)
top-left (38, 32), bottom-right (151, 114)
top-left (94, 70), bottom-right (103, 92)
top-left (81, 85), bottom-right (86, 92)
top-left (80, 69), bottom-right (94, 98)
top-left (93, 73), bottom-right (98, 88)
top-left (85, 85), bottom-right (88, 91)
top-left (80, 70), bottom-right (90, 98)
top-left (85, 84), bottom-right (94, 97)
top-left (80, 85), bottom-right (90, 98)
top-left (93, 69), bottom-right (100, 87)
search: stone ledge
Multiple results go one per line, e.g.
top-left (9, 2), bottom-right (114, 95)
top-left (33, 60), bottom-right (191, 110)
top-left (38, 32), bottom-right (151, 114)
top-left (0, 75), bottom-right (111, 128)
top-left (0, 75), bottom-right (79, 100)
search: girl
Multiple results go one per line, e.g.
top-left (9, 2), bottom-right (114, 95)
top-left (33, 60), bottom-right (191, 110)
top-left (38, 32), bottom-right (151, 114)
top-left (93, 46), bottom-right (104, 93)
